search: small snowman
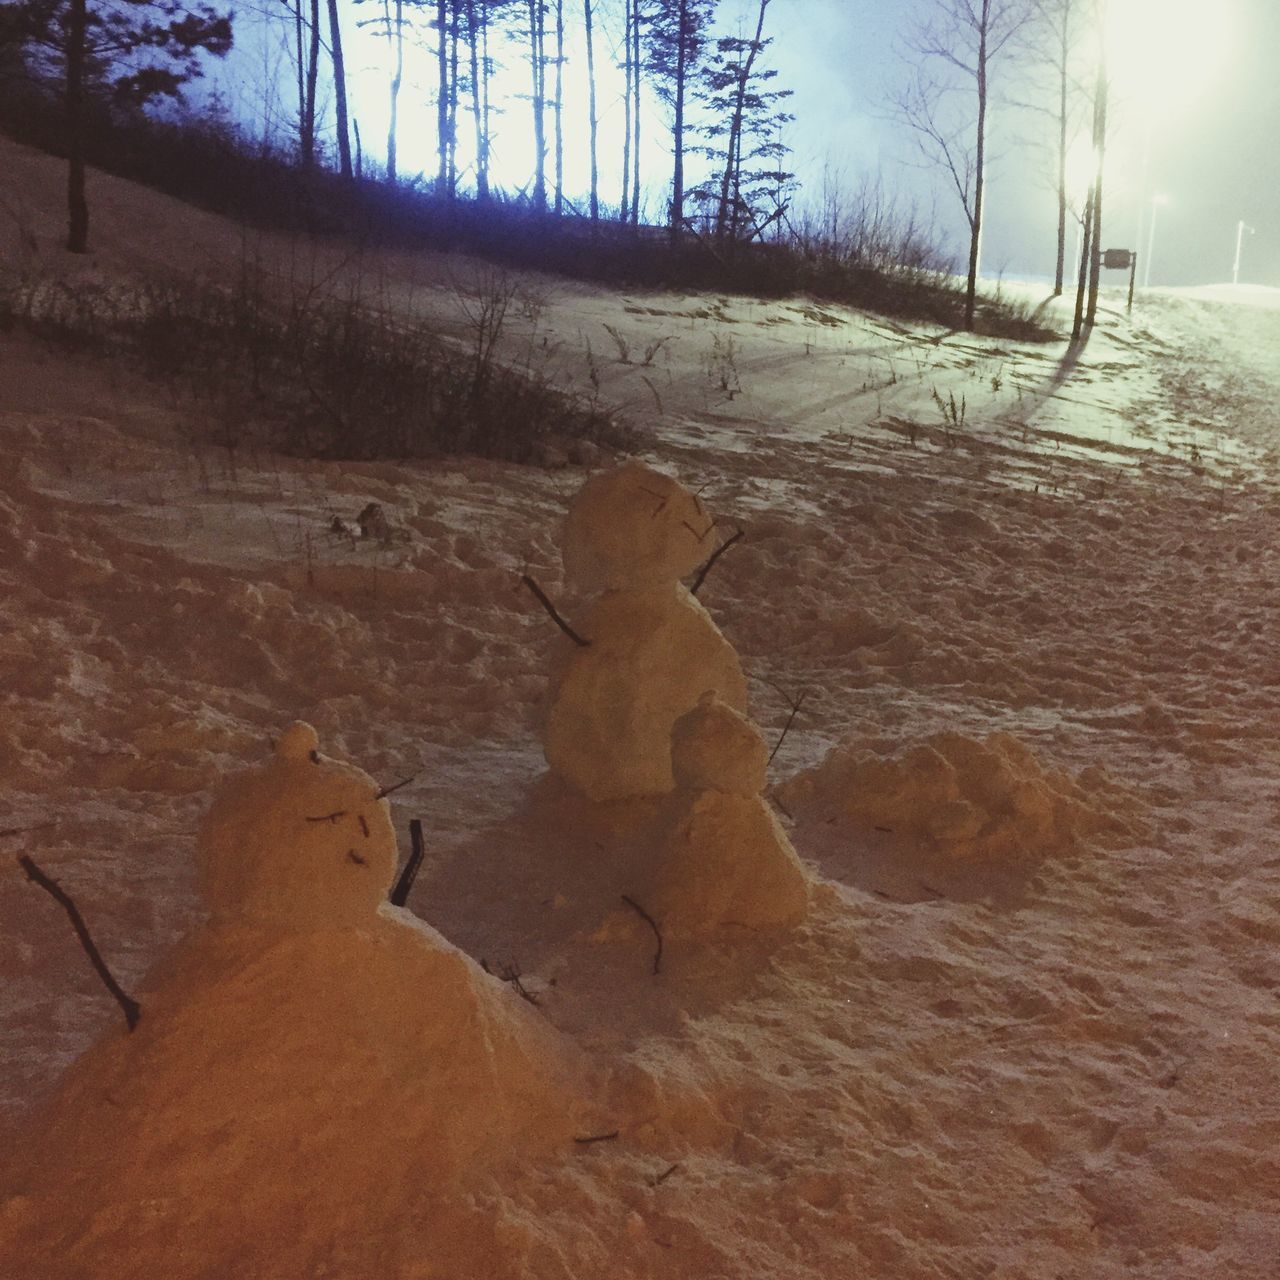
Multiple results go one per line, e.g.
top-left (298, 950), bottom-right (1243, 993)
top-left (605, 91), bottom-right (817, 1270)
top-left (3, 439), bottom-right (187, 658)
top-left (640, 692), bottom-right (809, 938)
top-left (0, 725), bottom-right (596, 1271)
top-left (545, 462), bottom-right (747, 802)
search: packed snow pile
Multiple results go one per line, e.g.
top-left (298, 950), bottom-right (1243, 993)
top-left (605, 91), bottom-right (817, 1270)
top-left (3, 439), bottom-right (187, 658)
top-left (779, 730), bottom-right (1130, 859)
top-left (0, 725), bottom-right (597, 1276)
top-left (545, 462), bottom-right (747, 801)
top-left (635, 693), bottom-right (809, 937)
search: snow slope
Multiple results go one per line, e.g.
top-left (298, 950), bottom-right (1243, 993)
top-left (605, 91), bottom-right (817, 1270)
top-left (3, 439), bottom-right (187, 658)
top-left (1, 136), bottom-right (1278, 1277)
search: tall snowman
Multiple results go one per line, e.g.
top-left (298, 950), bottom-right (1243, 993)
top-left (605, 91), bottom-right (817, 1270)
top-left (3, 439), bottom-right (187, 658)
top-left (545, 462), bottom-right (747, 802)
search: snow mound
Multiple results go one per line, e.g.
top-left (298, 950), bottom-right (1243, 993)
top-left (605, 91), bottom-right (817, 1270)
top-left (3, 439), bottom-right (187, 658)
top-left (779, 731), bottom-right (1128, 859)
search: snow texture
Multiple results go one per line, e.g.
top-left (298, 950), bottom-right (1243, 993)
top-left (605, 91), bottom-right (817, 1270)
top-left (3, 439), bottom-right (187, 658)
top-left (781, 730), bottom-right (1130, 860)
top-left (3, 136), bottom-right (1280, 1279)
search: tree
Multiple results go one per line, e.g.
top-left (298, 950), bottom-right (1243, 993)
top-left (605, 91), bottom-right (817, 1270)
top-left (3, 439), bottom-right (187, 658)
top-left (693, 0), bottom-right (793, 248)
top-left (896, 0), bottom-right (1034, 330)
top-left (645, 0), bottom-right (715, 238)
top-left (582, 0), bottom-right (598, 220)
top-left (3, 0), bottom-right (232, 250)
top-left (326, 0), bottom-right (352, 178)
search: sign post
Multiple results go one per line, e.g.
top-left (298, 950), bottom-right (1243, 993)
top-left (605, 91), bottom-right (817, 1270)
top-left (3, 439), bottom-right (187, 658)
top-left (1102, 248), bottom-right (1137, 313)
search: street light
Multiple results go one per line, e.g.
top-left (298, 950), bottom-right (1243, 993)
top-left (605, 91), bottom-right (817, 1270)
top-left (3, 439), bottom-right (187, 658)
top-left (1143, 194), bottom-right (1169, 289)
top-left (1232, 220), bottom-right (1255, 286)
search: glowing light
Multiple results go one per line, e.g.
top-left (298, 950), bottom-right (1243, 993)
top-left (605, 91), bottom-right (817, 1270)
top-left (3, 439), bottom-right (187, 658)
top-left (1105, 0), bottom-right (1233, 119)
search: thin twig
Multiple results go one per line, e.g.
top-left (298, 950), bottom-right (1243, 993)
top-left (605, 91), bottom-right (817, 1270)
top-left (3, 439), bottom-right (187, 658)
top-left (652, 1163), bottom-right (680, 1186)
top-left (765, 686), bottom-right (808, 766)
top-left (621, 894), bottom-right (664, 975)
top-left (689, 527), bottom-right (744, 596)
top-left (0, 822), bottom-right (57, 839)
top-left (573, 1131), bottom-right (620, 1145)
top-left (18, 856), bottom-right (140, 1032)
top-left (375, 775), bottom-right (417, 801)
top-left (521, 574), bottom-right (590, 647)
top-left (390, 818), bottom-right (426, 907)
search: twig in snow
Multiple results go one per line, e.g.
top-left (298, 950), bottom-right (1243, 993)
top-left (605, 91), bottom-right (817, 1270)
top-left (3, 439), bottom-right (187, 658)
top-left (18, 855), bottom-right (140, 1032)
top-left (621, 894), bottom-right (664, 975)
top-left (573, 1131), bottom-right (620, 1145)
top-left (521, 574), bottom-right (590, 647)
top-left (689, 527), bottom-right (744, 596)
top-left (374, 775), bottom-right (417, 801)
top-left (0, 822), bottom-right (56, 839)
top-left (390, 818), bottom-right (426, 907)
top-left (652, 1162), bottom-right (680, 1186)
top-left (764, 684), bottom-right (808, 766)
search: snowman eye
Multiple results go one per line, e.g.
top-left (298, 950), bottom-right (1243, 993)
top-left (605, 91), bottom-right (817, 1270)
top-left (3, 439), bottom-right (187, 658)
top-left (347, 850), bottom-right (367, 866)
top-left (307, 811), bottom-right (347, 824)
top-left (309, 750), bottom-right (320, 764)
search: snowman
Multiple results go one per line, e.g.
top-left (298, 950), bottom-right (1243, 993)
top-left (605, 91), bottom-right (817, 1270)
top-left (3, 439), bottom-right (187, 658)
top-left (0, 725), bottom-right (597, 1274)
top-left (639, 692), bottom-right (809, 938)
top-left (545, 462), bottom-right (748, 802)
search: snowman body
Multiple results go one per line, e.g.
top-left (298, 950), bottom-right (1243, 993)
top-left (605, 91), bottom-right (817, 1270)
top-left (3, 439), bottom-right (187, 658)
top-left (643, 694), bottom-right (809, 937)
top-left (545, 463), bottom-right (747, 802)
top-left (0, 726), bottom-right (590, 1274)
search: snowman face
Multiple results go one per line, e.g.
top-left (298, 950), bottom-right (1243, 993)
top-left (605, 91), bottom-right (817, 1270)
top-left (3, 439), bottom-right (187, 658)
top-left (199, 723), bottom-right (401, 929)
top-left (561, 461), bottom-right (716, 591)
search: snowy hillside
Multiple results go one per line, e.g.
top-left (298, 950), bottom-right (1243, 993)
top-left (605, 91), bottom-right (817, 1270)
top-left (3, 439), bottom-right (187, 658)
top-left (2, 136), bottom-right (1278, 1278)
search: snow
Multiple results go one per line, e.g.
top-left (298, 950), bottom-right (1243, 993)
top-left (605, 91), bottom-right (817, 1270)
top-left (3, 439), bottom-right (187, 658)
top-left (2, 134), bottom-right (1279, 1277)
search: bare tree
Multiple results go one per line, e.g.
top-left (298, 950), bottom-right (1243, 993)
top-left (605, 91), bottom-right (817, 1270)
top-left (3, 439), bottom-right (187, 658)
top-left (583, 0), bottom-right (599, 221)
top-left (896, 0), bottom-right (1035, 330)
top-left (326, 0), bottom-right (352, 177)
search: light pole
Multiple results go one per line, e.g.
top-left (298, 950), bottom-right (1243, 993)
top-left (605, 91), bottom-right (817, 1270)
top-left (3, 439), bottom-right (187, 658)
top-left (1232, 220), bottom-right (1255, 286)
top-left (1143, 194), bottom-right (1168, 288)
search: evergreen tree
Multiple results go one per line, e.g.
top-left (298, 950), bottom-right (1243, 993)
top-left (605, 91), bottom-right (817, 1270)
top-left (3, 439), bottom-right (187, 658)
top-left (2, 0), bottom-right (232, 249)
top-left (644, 0), bottom-right (714, 238)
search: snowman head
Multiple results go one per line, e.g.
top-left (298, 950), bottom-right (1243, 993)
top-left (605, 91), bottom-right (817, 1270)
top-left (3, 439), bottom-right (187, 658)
top-left (198, 722), bottom-right (400, 929)
top-left (671, 692), bottom-right (768, 797)
top-left (561, 461), bottom-right (716, 591)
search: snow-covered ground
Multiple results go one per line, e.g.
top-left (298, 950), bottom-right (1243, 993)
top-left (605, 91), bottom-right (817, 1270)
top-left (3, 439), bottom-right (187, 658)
top-left (2, 136), bottom-right (1278, 1277)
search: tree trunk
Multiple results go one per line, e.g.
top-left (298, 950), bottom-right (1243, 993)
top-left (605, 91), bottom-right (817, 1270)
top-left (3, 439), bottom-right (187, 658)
top-left (669, 0), bottom-right (687, 241)
top-left (437, 0), bottom-right (449, 192)
top-left (963, 1), bottom-right (989, 332)
top-left (584, 0), bottom-right (599, 222)
top-left (473, 1), bottom-right (486, 198)
top-left (65, 0), bottom-right (88, 252)
top-left (1084, 46), bottom-right (1107, 327)
top-left (1072, 182), bottom-right (1093, 340)
top-left (529, 0), bottom-right (547, 211)
top-left (327, 0), bottom-right (353, 179)
top-left (386, 0), bottom-right (404, 182)
top-left (293, 0), bottom-right (306, 158)
top-left (629, 0), bottom-right (641, 224)
top-left (717, 0), bottom-right (769, 244)
top-left (466, 0), bottom-right (489, 200)
top-left (1053, 3), bottom-right (1069, 295)
top-left (302, 0), bottom-right (320, 169)
top-left (621, 0), bottom-right (632, 219)
top-left (448, 4), bottom-right (460, 194)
